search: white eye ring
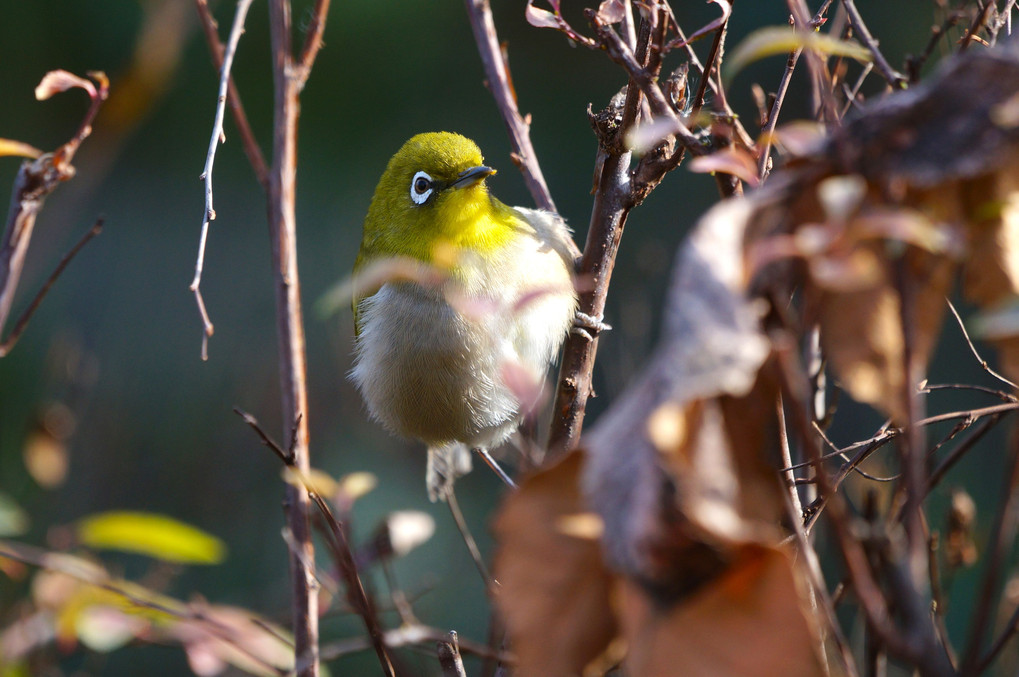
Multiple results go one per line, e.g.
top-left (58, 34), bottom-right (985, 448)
top-left (410, 171), bottom-right (434, 205)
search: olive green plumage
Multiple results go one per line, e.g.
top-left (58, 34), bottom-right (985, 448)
top-left (351, 132), bottom-right (577, 499)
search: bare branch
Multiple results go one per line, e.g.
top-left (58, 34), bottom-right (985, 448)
top-left (0, 218), bottom-right (103, 357)
top-left (193, 0), bottom-right (270, 188)
top-left (465, 0), bottom-right (568, 235)
top-left (842, 0), bottom-right (907, 87)
top-left (190, 0), bottom-right (255, 361)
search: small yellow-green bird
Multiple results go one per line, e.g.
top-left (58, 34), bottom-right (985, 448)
top-left (351, 132), bottom-right (578, 500)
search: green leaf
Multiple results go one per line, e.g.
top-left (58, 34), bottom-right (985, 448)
top-left (77, 511), bottom-right (226, 565)
top-left (724, 27), bottom-right (871, 82)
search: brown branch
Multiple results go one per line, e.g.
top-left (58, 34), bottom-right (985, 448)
top-left (958, 0), bottom-right (995, 52)
top-left (0, 218), bottom-right (103, 357)
top-left (842, 0), bottom-right (907, 87)
top-left (0, 71), bottom-right (108, 356)
top-left (297, 0), bottom-right (331, 78)
top-left (960, 425), bottom-right (1019, 675)
top-left (464, 0), bottom-right (567, 234)
top-left (234, 408), bottom-right (394, 675)
top-left (267, 0), bottom-right (323, 674)
top-left (977, 601), bottom-right (1019, 674)
top-left (438, 632), bottom-right (468, 677)
top-left (547, 17), bottom-right (653, 455)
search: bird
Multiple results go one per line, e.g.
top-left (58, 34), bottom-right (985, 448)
top-left (351, 132), bottom-right (578, 501)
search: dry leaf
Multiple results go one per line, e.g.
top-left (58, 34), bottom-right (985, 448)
top-left (620, 546), bottom-right (826, 677)
top-left (494, 451), bottom-right (619, 677)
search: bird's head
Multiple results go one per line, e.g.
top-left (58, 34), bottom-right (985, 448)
top-left (359, 132), bottom-right (514, 266)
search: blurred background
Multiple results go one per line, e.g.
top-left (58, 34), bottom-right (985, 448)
top-left (0, 1), bottom-right (1003, 675)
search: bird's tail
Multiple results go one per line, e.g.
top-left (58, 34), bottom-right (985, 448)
top-left (426, 442), bottom-right (473, 502)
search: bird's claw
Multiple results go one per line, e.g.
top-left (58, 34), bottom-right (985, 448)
top-left (571, 311), bottom-right (612, 340)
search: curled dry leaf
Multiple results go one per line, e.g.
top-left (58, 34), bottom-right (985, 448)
top-left (35, 69), bottom-right (97, 101)
top-left (620, 546), bottom-right (825, 677)
top-left (688, 146), bottom-right (761, 187)
top-left (524, 0), bottom-right (559, 30)
top-left (494, 451), bottom-right (619, 677)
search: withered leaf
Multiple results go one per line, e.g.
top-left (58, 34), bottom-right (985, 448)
top-left (493, 451), bottom-right (618, 677)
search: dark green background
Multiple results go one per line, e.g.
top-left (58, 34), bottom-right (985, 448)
top-left (0, 2), bottom-right (1005, 675)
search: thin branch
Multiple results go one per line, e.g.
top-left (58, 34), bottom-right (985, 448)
top-left (0, 218), bottom-right (103, 357)
top-left (267, 0), bottom-right (327, 672)
top-left (464, 0), bottom-right (568, 237)
top-left (446, 485), bottom-right (496, 590)
top-left (977, 601), bottom-right (1019, 674)
top-left (958, 0), bottom-right (995, 52)
top-left (841, 0), bottom-right (907, 87)
top-left (947, 298), bottom-right (1018, 389)
top-left (234, 407), bottom-right (392, 676)
top-left (193, 0), bottom-right (270, 188)
top-left (319, 624), bottom-right (513, 664)
top-left (190, 0), bottom-right (255, 361)
top-left (758, 48), bottom-right (801, 180)
top-left (960, 424), bottom-right (1019, 675)
top-left (296, 0), bottom-right (331, 78)
top-left (438, 632), bottom-right (468, 677)
top-left (0, 72), bottom-right (108, 354)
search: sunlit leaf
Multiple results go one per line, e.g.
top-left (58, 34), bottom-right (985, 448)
top-left (0, 493), bottom-right (28, 536)
top-left (494, 451), bottom-right (620, 677)
top-left (595, 0), bottom-right (626, 24)
top-left (35, 69), bottom-right (97, 100)
top-left (725, 27), bottom-right (871, 81)
top-left (77, 511), bottom-right (225, 565)
top-left (688, 147), bottom-right (761, 187)
top-left (525, 0), bottom-right (559, 29)
top-left (0, 138), bottom-right (42, 159)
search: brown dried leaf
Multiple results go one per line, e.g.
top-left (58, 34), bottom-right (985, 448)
top-left (35, 70), bottom-right (97, 101)
top-left (525, 0), bottom-right (559, 30)
top-left (620, 546), bottom-right (826, 677)
top-left (688, 147), bottom-right (761, 187)
top-left (493, 451), bottom-right (619, 677)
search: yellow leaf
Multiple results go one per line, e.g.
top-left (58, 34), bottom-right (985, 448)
top-left (77, 511), bottom-right (225, 565)
top-left (725, 27), bottom-right (871, 81)
top-left (0, 138), bottom-right (42, 159)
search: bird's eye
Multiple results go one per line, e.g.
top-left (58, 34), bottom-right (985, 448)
top-left (410, 171), bottom-right (433, 205)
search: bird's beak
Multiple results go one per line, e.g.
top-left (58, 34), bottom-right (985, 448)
top-left (450, 165), bottom-right (496, 189)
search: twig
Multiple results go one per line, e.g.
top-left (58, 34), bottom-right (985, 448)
top-left (960, 425), bottom-right (1019, 675)
top-left (976, 602), bottom-right (1019, 674)
top-left (265, 0), bottom-right (332, 673)
top-left (190, 0), bottom-right (255, 361)
top-left (758, 48), bottom-right (801, 180)
top-left (475, 448), bottom-right (517, 489)
top-left (0, 72), bottom-right (107, 356)
top-left (233, 407), bottom-right (393, 676)
top-left (437, 631), bottom-right (468, 677)
top-left (296, 0), bottom-right (331, 77)
top-left (445, 485), bottom-right (496, 590)
top-left (947, 298), bottom-right (1018, 390)
top-left (309, 492), bottom-right (396, 677)
top-left (193, 0), bottom-right (270, 188)
top-left (464, 0), bottom-right (567, 238)
top-left (0, 218), bottom-right (103, 357)
top-left (319, 624), bottom-right (513, 663)
top-left (841, 0), bottom-right (907, 87)
top-left (958, 0), bottom-right (995, 52)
